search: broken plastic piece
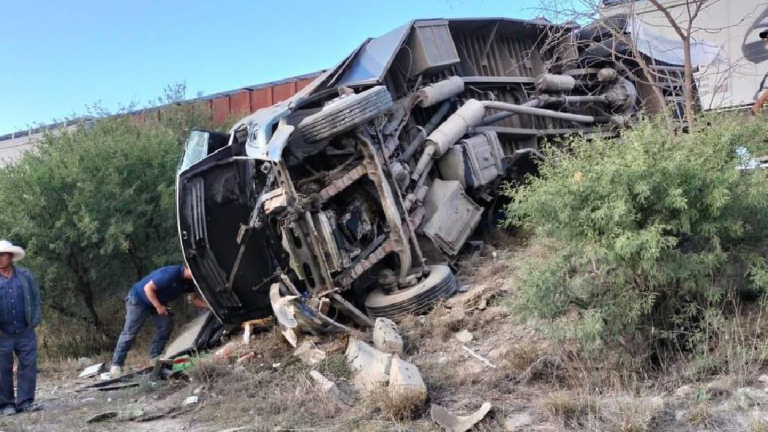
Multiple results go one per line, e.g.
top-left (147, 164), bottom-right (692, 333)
top-left (431, 402), bottom-right (492, 432)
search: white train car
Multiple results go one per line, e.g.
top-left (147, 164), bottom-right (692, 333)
top-left (601, 0), bottom-right (768, 110)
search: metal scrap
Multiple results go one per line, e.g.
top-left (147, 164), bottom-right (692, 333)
top-left (78, 363), bottom-right (104, 379)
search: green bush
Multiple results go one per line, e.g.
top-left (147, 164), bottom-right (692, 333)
top-left (503, 115), bottom-right (768, 353)
top-left (0, 88), bottom-right (213, 358)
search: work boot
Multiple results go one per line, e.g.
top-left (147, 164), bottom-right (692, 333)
top-left (109, 365), bottom-right (123, 378)
top-left (1, 405), bottom-right (15, 416)
top-left (16, 402), bottom-right (40, 414)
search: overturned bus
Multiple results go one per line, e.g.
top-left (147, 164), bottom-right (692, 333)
top-left (176, 17), bottom-right (690, 330)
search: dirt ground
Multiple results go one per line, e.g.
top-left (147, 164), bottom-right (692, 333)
top-left (7, 240), bottom-right (768, 432)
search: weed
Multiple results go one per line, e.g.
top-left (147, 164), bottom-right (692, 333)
top-left (750, 419), bottom-right (768, 432)
top-left (136, 375), bottom-right (160, 394)
top-left (186, 358), bottom-right (230, 386)
top-left (319, 354), bottom-right (353, 380)
top-left (686, 403), bottom-right (716, 428)
top-left (601, 397), bottom-right (663, 432)
top-left (364, 388), bottom-right (426, 421)
top-left (540, 391), bottom-right (599, 427)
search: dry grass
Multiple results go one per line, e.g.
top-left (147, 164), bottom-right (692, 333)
top-left (318, 353), bottom-right (354, 380)
top-left (750, 419), bottom-right (768, 432)
top-left (499, 340), bottom-right (545, 375)
top-left (186, 357), bottom-right (231, 386)
top-left (685, 402), bottom-right (716, 428)
top-left (540, 391), bottom-right (600, 428)
top-left (363, 388), bottom-right (426, 421)
top-left (194, 363), bottom-right (345, 430)
top-left (600, 397), bottom-right (664, 432)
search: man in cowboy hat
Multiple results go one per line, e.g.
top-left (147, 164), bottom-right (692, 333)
top-left (110, 265), bottom-right (208, 377)
top-left (0, 240), bottom-right (41, 416)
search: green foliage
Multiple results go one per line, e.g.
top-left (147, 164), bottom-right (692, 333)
top-left (0, 87), bottom-right (213, 357)
top-left (503, 115), bottom-right (768, 352)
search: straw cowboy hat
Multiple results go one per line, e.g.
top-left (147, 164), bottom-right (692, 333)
top-left (0, 240), bottom-right (25, 262)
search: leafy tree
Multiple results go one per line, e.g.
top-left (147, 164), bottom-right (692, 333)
top-left (0, 91), bottom-right (212, 349)
top-left (503, 115), bottom-right (768, 354)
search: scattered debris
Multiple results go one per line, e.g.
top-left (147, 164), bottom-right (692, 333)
top-left (242, 317), bottom-right (274, 344)
top-left (236, 352), bottom-right (256, 364)
top-left (171, 356), bottom-right (194, 374)
top-left (759, 375), bottom-right (768, 385)
top-left (78, 363), bottom-right (105, 379)
top-left (150, 358), bottom-right (175, 381)
top-left (458, 285), bottom-right (471, 293)
top-left (213, 341), bottom-right (239, 362)
top-left (455, 330), bottom-right (474, 343)
top-left (675, 385), bottom-right (694, 398)
top-left (389, 357), bottom-right (427, 405)
top-left (431, 402), bottom-right (493, 432)
top-left (294, 340), bottom-right (327, 365)
top-left (270, 283), bottom-right (300, 347)
top-left (183, 396), bottom-right (199, 405)
top-left (346, 338), bottom-right (393, 391)
top-left (373, 318), bottom-right (404, 355)
top-left (462, 345), bottom-right (497, 369)
top-left (242, 322), bottom-right (253, 344)
top-left (99, 372), bottom-right (111, 381)
top-left (98, 382), bottom-right (140, 392)
top-left (86, 411), bottom-right (119, 423)
top-left (76, 366), bottom-right (153, 392)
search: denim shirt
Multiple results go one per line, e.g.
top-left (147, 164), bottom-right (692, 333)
top-left (0, 269), bottom-right (28, 334)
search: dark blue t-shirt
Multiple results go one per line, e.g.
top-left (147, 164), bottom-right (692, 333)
top-left (129, 266), bottom-right (194, 308)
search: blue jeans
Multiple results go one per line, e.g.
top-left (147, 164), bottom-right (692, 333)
top-left (111, 296), bottom-right (174, 366)
top-left (0, 327), bottom-right (37, 409)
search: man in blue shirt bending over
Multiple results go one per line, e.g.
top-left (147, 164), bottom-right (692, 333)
top-left (110, 265), bottom-right (209, 377)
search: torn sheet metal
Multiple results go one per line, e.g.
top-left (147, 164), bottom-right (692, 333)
top-left (78, 363), bottom-right (105, 379)
top-left (270, 281), bottom-right (355, 346)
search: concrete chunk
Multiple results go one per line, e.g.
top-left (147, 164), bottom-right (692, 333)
top-left (310, 370), bottom-right (353, 406)
top-left (389, 357), bottom-right (427, 403)
top-left (373, 318), bottom-right (404, 355)
top-left (345, 338), bottom-right (393, 391)
top-left (310, 370), bottom-right (340, 396)
top-left (455, 330), bottom-right (473, 343)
